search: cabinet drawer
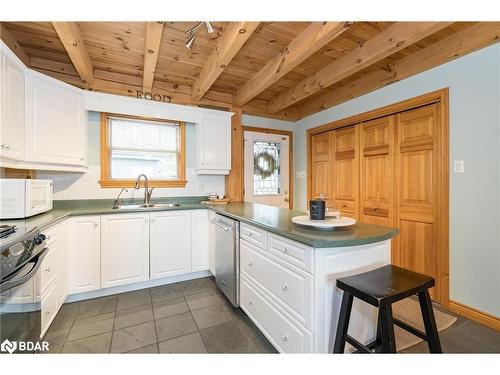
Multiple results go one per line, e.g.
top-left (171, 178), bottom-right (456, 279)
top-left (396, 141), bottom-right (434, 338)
top-left (240, 222), bottom-right (266, 249)
top-left (241, 240), bottom-right (313, 328)
top-left (240, 276), bottom-right (312, 353)
top-left (267, 234), bottom-right (313, 273)
top-left (41, 279), bottom-right (59, 337)
top-left (40, 241), bottom-right (59, 293)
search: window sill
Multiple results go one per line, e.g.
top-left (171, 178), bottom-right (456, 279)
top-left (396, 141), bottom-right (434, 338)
top-left (99, 180), bottom-right (188, 188)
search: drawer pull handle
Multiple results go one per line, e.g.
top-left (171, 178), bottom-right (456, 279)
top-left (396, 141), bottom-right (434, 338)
top-left (281, 285), bottom-right (288, 291)
top-left (45, 311), bottom-right (51, 315)
top-left (45, 268), bottom-right (50, 273)
top-left (248, 301), bottom-right (253, 305)
top-left (281, 335), bottom-right (288, 342)
top-left (248, 262), bottom-right (253, 267)
top-left (282, 247), bottom-right (288, 253)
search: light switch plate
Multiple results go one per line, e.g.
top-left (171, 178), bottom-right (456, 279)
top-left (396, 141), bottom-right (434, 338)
top-left (454, 160), bottom-right (464, 173)
top-left (296, 171), bottom-right (306, 179)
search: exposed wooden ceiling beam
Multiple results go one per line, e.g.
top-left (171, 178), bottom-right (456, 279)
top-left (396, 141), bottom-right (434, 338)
top-left (192, 22), bottom-right (260, 101)
top-left (297, 22), bottom-right (500, 119)
top-left (0, 23), bottom-right (30, 66)
top-left (28, 56), bottom-right (298, 121)
top-left (234, 21), bottom-right (353, 107)
top-left (268, 22), bottom-right (453, 113)
top-left (143, 21), bottom-right (165, 91)
top-left (52, 22), bottom-right (94, 84)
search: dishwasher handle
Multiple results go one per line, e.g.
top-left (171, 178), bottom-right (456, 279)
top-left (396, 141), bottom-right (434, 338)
top-left (210, 219), bottom-right (232, 232)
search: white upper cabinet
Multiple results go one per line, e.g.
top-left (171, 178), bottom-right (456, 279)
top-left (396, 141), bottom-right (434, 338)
top-left (191, 210), bottom-right (209, 272)
top-left (150, 210), bottom-right (192, 279)
top-left (0, 47), bottom-right (25, 161)
top-left (101, 213), bottom-right (150, 288)
top-left (195, 113), bottom-right (232, 174)
top-left (25, 72), bottom-right (86, 166)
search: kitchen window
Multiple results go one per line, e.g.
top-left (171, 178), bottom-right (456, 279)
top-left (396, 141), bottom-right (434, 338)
top-left (99, 113), bottom-right (186, 188)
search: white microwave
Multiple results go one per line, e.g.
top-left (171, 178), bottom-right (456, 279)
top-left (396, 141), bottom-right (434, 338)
top-left (0, 179), bottom-right (53, 219)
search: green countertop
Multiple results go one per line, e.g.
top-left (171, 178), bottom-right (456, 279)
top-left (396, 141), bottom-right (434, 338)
top-left (1, 199), bottom-right (398, 248)
top-left (210, 202), bottom-right (398, 248)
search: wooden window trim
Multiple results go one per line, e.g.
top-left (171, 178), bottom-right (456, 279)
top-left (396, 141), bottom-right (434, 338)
top-left (99, 112), bottom-right (187, 188)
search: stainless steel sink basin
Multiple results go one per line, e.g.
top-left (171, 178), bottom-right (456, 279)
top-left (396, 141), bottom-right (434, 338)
top-left (112, 202), bottom-right (180, 210)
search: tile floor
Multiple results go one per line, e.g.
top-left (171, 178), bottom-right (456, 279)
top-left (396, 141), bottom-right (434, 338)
top-left (43, 277), bottom-right (500, 354)
top-left (43, 277), bottom-right (277, 353)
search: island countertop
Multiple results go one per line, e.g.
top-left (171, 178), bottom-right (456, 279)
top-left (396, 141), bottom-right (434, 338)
top-left (1, 200), bottom-right (399, 248)
top-left (210, 202), bottom-right (398, 248)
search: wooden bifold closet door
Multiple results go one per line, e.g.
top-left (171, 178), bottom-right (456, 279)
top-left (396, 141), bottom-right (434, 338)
top-left (359, 116), bottom-right (395, 227)
top-left (393, 104), bottom-right (441, 301)
top-left (309, 98), bottom-right (446, 303)
top-left (331, 126), bottom-right (359, 219)
top-left (311, 132), bottom-right (333, 207)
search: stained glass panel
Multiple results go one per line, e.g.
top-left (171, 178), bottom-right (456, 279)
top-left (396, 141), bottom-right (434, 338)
top-left (253, 141), bottom-right (281, 195)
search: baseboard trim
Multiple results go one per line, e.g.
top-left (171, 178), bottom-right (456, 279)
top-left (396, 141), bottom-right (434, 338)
top-left (66, 270), bottom-right (213, 303)
top-left (448, 300), bottom-right (500, 331)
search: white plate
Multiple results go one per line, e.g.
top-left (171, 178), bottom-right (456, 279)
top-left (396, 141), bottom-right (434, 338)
top-left (291, 215), bottom-right (356, 229)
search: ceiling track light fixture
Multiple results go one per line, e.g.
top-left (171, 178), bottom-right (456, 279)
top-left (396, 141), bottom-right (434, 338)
top-left (185, 21), bottom-right (215, 49)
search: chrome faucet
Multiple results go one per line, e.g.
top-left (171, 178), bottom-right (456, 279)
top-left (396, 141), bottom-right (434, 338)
top-left (135, 174), bottom-right (154, 206)
top-left (113, 188), bottom-right (128, 209)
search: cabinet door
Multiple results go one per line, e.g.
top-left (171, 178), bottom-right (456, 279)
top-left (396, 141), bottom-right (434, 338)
top-left (310, 132), bottom-right (333, 207)
top-left (360, 116), bottom-right (395, 227)
top-left (394, 104), bottom-right (440, 300)
top-left (191, 210), bottom-right (209, 272)
top-left (69, 216), bottom-right (101, 294)
top-left (331, 126), bottom-right (359, 219)
top-left (150, 211), bottom-right (191, 279)
top-left (101, 213), bottom-right (150, 288)
top-left (25, 73), bottom-right (86, 166)
top-left (196, 115), bottom-right (231, 173)
top-left (0, 53), bottom-right (25, 160)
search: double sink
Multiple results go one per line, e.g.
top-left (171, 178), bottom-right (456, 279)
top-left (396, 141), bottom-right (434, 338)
top-left (112, 202), bottom-right (181, 210)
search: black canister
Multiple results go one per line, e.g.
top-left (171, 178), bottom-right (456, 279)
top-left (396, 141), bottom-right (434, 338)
top-left (309, 198), bottom-right (326, 220)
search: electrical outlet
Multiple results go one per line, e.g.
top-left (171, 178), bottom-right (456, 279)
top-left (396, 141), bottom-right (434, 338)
top-left (296, 171), bottom-right (306, 179)
top-left (454, 160), bottom-right (464, 174)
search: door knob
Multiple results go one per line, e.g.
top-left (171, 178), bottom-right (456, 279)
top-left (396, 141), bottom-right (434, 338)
top-left (284, 198), bottom-right (289, 202)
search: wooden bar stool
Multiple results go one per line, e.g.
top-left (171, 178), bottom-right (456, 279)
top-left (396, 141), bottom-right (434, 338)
top-left (333, 265), bottom-right (442, 354)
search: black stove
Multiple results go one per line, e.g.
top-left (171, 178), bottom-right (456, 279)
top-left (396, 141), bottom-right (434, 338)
top-left (0, 224), bottom-right (16, 239)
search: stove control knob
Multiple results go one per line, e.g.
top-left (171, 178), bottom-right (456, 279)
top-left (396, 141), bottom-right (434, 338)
top-left (34, 235), bottom-right (44, 246)
top-left (39, 233), bottom-right (47, 241)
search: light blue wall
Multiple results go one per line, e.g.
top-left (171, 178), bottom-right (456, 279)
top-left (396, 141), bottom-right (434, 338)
top-left (293, 43), bottom-right (500, 316)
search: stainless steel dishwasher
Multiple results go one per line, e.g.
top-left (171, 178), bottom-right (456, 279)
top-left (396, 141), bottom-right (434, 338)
top-left (211, 213), bottom-right (239, 307)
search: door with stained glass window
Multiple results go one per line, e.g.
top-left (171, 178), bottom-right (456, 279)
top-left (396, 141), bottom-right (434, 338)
top-left (244, 131), bottom-right (290, 208)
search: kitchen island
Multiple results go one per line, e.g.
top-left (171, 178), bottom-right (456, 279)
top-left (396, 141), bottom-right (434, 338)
top-left (210, 202), bottom-right (398, 353)
top-left (2, 199), bottom-right (398, 353)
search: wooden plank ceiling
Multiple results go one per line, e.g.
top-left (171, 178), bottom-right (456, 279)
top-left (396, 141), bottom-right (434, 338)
top-left (1, 21), bottom-right (499, 121)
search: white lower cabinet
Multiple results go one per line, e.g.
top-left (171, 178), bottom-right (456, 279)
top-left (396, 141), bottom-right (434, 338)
top-left (101, 213), bottom-right (150, 288)
top-left (40, 219), bottom-right (69, 337)
top-left (69, 216), bottom-right (101, 294)
top-left (150, 210), bottom-right (191, 279)
top-left (191, 210), bottom-right (209, 272)
top-left (241, 275), bottom-right (313, 353)
top-left (240, 239), bottom-right (313, 329)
